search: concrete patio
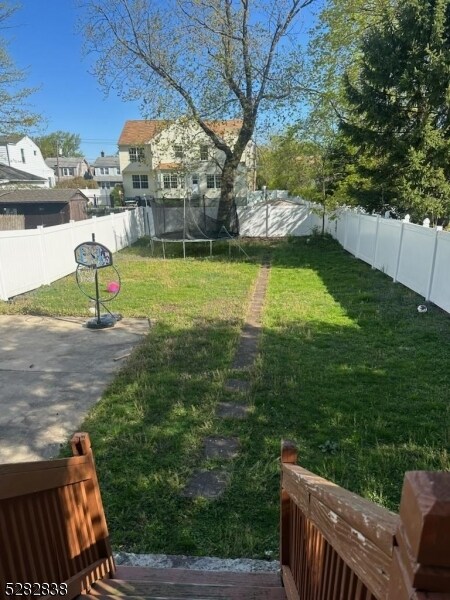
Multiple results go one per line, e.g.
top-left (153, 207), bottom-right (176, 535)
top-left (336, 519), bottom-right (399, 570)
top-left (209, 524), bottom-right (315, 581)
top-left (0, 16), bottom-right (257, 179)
top-left (0, 315), bottom-right (149, 463)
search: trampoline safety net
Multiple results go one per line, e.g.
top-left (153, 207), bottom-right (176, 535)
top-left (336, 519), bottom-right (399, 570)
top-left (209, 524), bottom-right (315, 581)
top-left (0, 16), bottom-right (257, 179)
top-left (149, 198), bottom-right (239, 240)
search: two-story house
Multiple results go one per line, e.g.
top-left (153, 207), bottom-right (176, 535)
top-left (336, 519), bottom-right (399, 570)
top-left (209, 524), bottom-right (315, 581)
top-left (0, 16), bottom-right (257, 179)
top-left (45, 157), bottom-right (91, 182)
top-left (0, 135), bottom-right (55, 187)
top-left (92, 152), bottom-right (122, 201)
top-left (118, 119), bottom-right (256, 203)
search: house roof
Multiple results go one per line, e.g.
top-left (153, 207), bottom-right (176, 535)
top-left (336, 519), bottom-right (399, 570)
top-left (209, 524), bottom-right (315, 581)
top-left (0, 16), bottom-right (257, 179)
top-left (45, 157), bottom-right (89, 168)
top-left (118, 119), bottom-right (243, 145)
top-left (118, 120), bottom-right (167, 145)
top-left (0, 189), bottom-right (89, 204)
top-left (93, 155), bottom-right (120, 167)
top-left (0, 134), bottom-right (24, 145)
top-left (0, 163), bottom-right (46, 183)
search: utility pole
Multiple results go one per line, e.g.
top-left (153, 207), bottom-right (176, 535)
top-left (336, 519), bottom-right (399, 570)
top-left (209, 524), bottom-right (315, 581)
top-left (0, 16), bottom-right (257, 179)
top-left (56, 140), bottom-right (61, 184)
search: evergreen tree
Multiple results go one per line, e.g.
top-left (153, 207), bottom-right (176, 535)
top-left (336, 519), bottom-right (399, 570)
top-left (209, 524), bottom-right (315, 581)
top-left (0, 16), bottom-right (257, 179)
top-left (343, 0), bottom-right (450, 222)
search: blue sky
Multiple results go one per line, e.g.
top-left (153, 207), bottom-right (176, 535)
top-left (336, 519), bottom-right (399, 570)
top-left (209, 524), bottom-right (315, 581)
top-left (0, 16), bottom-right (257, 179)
top-left (7, 0), bottom-right (142, 161)
top-left (7, 1), bottom-right (318, 161)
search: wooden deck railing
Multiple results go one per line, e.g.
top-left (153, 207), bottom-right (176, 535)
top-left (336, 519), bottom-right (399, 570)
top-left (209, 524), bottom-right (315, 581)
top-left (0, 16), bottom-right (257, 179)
top-left (280, 441), bottom-right (450, 599)
top-left (0, 433), bottom-right (115, 600)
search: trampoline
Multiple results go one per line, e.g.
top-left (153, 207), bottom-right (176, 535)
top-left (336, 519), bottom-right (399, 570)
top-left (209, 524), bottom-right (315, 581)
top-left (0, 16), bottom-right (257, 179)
top-left (148, 197), bottom-right (248, 258)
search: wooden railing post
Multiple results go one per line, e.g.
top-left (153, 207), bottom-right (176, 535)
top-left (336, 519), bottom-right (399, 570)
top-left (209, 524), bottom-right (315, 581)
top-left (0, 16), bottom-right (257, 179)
top-left (70, 432), bottom-right (116, 577)
top-left (387, 471), bottom-right (450, 598)
top-left (71, 431), bottom-right (92, 457)
top-left (280, 440), bottom-right (298, 570)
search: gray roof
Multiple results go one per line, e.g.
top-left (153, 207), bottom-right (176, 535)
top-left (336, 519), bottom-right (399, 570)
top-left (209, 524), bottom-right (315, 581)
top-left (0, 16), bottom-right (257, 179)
top-left (93, 155), bottom-right (119, 167)
top-left (0, 189), bottom-right (89, 203)
top-left (45, 157), bottom-right (89, 168)
top-left (0, 134), bottom-right (24, 145)
top-left (0, 163), bottom-right (46, 183)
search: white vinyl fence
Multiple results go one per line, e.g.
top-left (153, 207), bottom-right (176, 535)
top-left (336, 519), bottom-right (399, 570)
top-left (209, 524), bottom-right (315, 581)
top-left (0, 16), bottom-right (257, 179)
top-left (0, 208), bottom-right (145, 301)
top-left (3, 201), bottom-right (447, 314)
top-left (325, 209), bottom-right (450, 314)
top-left (238, 203), bottom-right (321, 237)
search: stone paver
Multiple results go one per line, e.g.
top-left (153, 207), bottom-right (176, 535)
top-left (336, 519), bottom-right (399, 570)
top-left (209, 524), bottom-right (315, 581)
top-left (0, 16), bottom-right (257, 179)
top-left (216, 402), bottom-right (251, 419)
top-left (224, 379), bottom-right (250, 393)
top-left (181, 470), bottom-right (229, 499)
top-left (204, 436), bottom-right (240, 460)
top-left (0, 315), bottom-right (149, 463)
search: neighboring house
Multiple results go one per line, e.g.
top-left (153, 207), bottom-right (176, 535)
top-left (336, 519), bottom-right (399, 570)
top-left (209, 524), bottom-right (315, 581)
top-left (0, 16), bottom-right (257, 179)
top-left (92, 152), bottom-right (122, 203)
top-left (0, 164), bottom-right (47, 188)
top-left (45, 157), bottom-right (91, 182)
top-left (0, 189), bottom-right (89, 229)
top-left (118, 119), bottom-right (256, 202)
top-left (0, 135), bottom-right (55, 187)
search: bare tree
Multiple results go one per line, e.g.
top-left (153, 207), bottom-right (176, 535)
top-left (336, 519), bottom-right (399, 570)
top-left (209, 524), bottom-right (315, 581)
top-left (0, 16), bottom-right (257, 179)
top-left (0, 1), bottom-right (40, 133)
top-left (80, 0), bottom-right (315, 219)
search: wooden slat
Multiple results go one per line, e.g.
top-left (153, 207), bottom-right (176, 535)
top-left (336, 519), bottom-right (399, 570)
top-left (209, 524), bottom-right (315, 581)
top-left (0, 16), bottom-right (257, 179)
top-left (88, 580), bottom-right (288, 599)
top-left (39, 558), bottom-right (113, 600)
top-left (282, 465), bottom-right (398, 556)
top-left (0, 453), bottom-right (87, 475)
top-left (114, 566), bottom-right (283, 587)
top-left (308, 496), bottom-right (391, 599)
top-left (282, 566), bottom-right (301, 600)
top-left (0, 462), bottom-right (91, 499)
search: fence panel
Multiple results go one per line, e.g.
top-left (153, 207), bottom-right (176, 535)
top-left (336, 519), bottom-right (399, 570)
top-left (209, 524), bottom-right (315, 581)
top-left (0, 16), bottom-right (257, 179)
top-left (358, 215), bottom-right (378, 265)
top-left (429, 232), bottom-right (450, 312)
top-left (372, 219), bottom-right (402, 278)
top-left (344, 212), bottom-right (360, 254)
top-left (0, 209), bottom-right (144, 301)
top-left (396, 224), bottom-right (436, 298)
top-left (0, 229), bottom-right (44, 297)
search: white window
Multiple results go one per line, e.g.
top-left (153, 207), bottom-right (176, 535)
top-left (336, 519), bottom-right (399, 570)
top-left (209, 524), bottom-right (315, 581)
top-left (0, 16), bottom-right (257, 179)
top-left (206, 174), bottom-right (221, 189)
top-left (116, 167), bottom-right (121, 175)
top-left (192, 174), bottom-right (199, 185)
top-left (132, 175), bottom-right (148, 189)
top-left (200, 145), bottom-right (208, 161)
top-left (62, 167), bottom-right (75, 176)
top-left (163, 174), bottom-right (184, 189)
top-left (99, 167), bottom-right (110, 175)
top-left (174, 145), bottom-right (183, 158)
top-left (129, 147), bottom-right (145, 162)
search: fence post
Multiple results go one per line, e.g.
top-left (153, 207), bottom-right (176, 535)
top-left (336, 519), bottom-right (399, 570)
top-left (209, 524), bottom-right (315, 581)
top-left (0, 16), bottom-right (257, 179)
top-left (372, 215), bottom-right (381, 269)
top-left (387, 471), bottom-right (450, 598)
top-left (425, 228), bottom-right (439, 302)
top-left (393, 221), bottom-right (405, 283)
top-left (280, 440), bottom-right (298, 570)
top-left (37, 225), bottom-right (50, 285)
top-left (0, 249), bottom-right (8, 301)
top-left (266, 202), bottom-right (269, 238)
top-left (355, 213), bottom-right (362, 258)
top-left (343, 210), bottom-right (349, 250)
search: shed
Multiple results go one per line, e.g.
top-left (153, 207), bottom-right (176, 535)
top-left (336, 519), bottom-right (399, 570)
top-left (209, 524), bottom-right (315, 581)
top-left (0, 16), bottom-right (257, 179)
top-left (0, 188), bottom-right (89, 229)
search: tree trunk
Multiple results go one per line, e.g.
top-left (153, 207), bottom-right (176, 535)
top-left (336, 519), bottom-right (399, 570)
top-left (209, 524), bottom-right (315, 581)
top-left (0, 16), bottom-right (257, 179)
top-left (217, 156), bottom-right (239, 223)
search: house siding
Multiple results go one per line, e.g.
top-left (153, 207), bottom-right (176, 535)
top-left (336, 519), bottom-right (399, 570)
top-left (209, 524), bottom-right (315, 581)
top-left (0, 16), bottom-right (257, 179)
top-left (119, 120), bottom-right (256, 201)
top-left (0, 137), bottom-right (55, 187)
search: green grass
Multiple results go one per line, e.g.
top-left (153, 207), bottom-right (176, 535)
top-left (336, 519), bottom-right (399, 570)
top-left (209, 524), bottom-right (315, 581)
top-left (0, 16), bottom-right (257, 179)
top-left (2, 235), bottom-right (449, 558)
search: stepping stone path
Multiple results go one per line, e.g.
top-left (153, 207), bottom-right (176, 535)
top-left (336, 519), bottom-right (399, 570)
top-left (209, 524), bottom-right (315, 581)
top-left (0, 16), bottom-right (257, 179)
top-left (183, 257), bottom-right (271, 499)
top-left (204, 436), bottom-right (240, 460)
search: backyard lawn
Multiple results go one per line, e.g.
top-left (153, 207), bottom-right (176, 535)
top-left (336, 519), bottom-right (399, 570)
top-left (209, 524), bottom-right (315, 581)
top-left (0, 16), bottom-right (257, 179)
top-left (2, 236), bottom-right (449, 559)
